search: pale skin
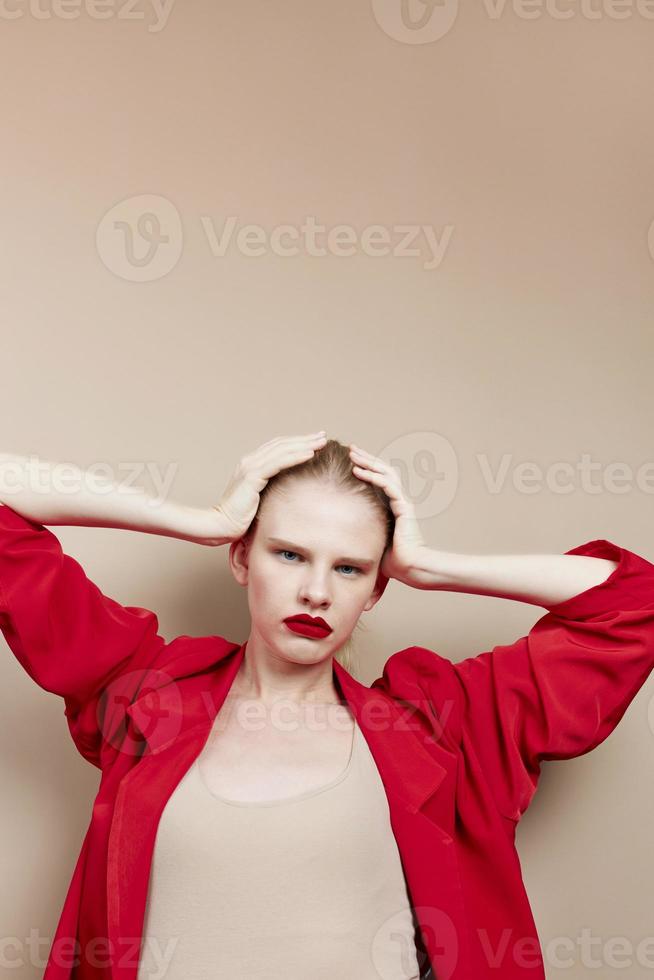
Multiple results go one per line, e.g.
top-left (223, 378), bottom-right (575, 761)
top-left (0, 436), bottom-right (618, 802)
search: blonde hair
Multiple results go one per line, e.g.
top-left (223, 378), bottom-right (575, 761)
top-left (243, 438), bottom-right (395, 676)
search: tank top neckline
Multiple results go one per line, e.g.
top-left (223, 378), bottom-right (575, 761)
top-left (195, 718), bottom-right (359, 808)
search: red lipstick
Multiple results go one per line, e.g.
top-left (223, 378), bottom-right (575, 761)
top-left (283, 614), bottom-right (332, 639)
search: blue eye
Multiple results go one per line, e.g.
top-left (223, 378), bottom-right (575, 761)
top-left (275, 550), bottom-right (359, 576)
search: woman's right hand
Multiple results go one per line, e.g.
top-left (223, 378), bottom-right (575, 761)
top-left (209, 430), bottom-right (327, 544)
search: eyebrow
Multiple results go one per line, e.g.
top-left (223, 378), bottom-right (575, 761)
top-left (266, 537), bottom-right (376, 569)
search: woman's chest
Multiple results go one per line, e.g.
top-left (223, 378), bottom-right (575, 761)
top-left (195, 698), bottom-right (356, 803)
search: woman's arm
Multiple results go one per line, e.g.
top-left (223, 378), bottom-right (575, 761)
top-left (403, 547), bottom-right (619, 608)
top-left (407, 539), bottom-right (654, 823)
top-left (347, 443), bottom-right (619, 607)
top-left (0, 453), bottom-right (233, 545)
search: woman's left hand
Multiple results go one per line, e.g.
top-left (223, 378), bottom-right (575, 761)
top-left (349, 443), bottom-right (428, 587)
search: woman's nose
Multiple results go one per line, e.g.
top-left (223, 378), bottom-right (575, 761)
top-left (298, 579), bottom-right (330, 606)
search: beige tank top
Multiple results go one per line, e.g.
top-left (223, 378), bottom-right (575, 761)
top-left (136, 719), bottom-right (422, 980)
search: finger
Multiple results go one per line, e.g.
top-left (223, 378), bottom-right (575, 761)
top-left (350, 448), bottom-right (389, 469)
top-left (252, 433), bottom-right (326, 463)
top-left (257, 431), bottom-right (326, 454)
top-left (349, 444), bottom-right (384, 464)
top-left (255, 440), bottom-right (327, 480)
top-left (351, 465), bottom-right (408, 512)
top-left (349, 449), bottom-right (386, 473)
top-left (351, 464), bottom-right (400, 495)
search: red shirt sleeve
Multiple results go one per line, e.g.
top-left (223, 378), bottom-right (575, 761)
top-left (0, 504), bottom-right (167, 768)
top-left (449, 538), bottom-right (654, 822)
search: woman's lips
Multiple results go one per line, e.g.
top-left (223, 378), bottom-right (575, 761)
top-left (283, 619), bottom-right (332, 639)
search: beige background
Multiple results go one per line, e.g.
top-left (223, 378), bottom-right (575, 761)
top-left (1, 1), bottom-right (654, 977)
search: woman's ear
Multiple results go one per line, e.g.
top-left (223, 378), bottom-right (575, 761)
top-left (228, 537), bottom-right (250, 587)
top-left (363, 566), bottom-right (390, 612)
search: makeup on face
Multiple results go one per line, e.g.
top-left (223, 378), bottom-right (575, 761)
top-left (283, 614), bottom-right (333, 639)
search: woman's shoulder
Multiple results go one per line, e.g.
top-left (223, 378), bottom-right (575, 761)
top-left (149, 631), bottom-right (241, 677)
top-left (372, 645), bottom-right (461, 710)
top-left (368, 645), bottom-right (463, 749)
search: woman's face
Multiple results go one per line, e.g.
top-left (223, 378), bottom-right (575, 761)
top-left (229, 479), bottom-right (389, 665)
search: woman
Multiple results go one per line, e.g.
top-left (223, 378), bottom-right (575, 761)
top-left (1, 431), bottom-right (653, 980)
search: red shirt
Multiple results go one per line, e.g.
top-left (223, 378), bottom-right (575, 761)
top-left (2, 502), bottom-right (654, 980)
